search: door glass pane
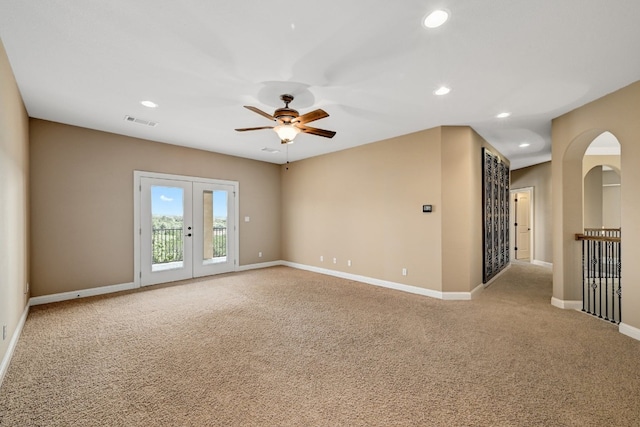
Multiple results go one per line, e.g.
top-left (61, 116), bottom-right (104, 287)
top-left (202, 190), bottom-right (228, 265)
top-left (151, 185), bottom-right (184, 271)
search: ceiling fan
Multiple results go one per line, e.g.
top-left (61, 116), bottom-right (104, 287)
top-left (235, 94), bottom-right (336, 144)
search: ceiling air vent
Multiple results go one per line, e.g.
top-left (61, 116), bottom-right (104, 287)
top-left (124, 115), bottom-right (158, 127)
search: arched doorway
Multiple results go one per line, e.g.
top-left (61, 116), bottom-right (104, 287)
top-left (579, 133), bottom-right (622, 322)
top-left (553, 130), bottom-right (622, 317)
top-left (551, 81), bottom-right (640, 341)
top-left (583, 132), bottom-right (621, 229)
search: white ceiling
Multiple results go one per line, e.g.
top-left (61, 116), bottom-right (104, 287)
top-left (585, 131), bottom-right (621, 156)
top-left (1, 1), bottom-right (639, 170)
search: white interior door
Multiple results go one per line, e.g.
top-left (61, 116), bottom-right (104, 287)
top-left (137, 172), bottom-right (238, 287)
top-left (140, 177), bottom-right (193, 286)
top-left (515, 191), bottom-right (531, 260)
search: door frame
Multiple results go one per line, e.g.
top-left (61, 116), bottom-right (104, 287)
top-left (133, 170), bottom-right (239, 288)
top-left (509, 186), bottom-right (534, 262)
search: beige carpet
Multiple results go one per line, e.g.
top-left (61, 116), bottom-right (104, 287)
top-left (1, 263), bottom-right (639, 426)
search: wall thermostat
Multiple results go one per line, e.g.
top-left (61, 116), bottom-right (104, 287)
top-left (422, 205), bottom-right (433, 213)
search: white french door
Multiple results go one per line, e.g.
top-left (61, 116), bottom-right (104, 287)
top-left (192, 181), bottom-right (236, 278)
top-left (136, 172), bottom-right (237, 287)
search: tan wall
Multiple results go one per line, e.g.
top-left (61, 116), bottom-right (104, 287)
top-left (583, 167), bottom-right (603, 228)
top-left (583, 155), bottom-right (621, 176)
top-left (583, 156), bottom-right (621, 229)
top-left (0, 38), bottom-right (29, 367)
top-left (511, 162), bottom-right (552, 264)
top-left (441, 127), bottom-right (495, 292)
top-left (602, 178), bottom-right (621, 228)
top-left (582, 166), bottom-right (622, 229)
top-left (282, 125), bottom-right (501, 294)
top-left (30, 119), bottom-right (281, 296)
top-left (552, 80), bottom-right (640, 330)
top-left (282, 127), bottom-right (444, 290)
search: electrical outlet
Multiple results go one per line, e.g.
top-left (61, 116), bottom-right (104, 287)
top-left (333, 257), bottom-right (337, 264)
top-left (258, 252), bottom-right (263, 258)
top-left (320, 256), bottom-right (324, 262)
top-left (347, 260), bottom-right (352, 267)
top-left (402, 268), bottom-right (407, 276)
top-left (25, 281), bottom-right (29, 294)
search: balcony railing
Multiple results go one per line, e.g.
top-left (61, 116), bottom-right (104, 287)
top-left (152, 227), bottom-right (226, 264)
top-left (575, 229), bottom-right (621, 324)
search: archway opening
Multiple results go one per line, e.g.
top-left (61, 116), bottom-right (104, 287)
top-left (582, 131), bottom-right (621, 230)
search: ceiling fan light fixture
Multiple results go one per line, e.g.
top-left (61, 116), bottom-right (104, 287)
top-left (423, 9), bottom-right (450, 28)
top-left (274, 124), bottom-right (300, 143)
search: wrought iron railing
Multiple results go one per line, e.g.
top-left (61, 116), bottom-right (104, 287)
top-left (211, 227), bottom-right (227, 258)
top-left (153, 228), bottom-right (184, 264)
top-left (575, 229), bottom-right (621, 324)
top-left (152, 227), bottom-right (226, 264)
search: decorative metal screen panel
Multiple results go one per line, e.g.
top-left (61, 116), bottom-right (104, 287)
top-left (482, 148), bottom-right (510, 283)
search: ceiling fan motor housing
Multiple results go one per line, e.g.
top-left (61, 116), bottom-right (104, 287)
top-left (274, 107), bottom-right (299, 123)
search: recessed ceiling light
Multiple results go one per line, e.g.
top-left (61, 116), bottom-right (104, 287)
top-left (496, 112), bottom-right (511, 118)
top-left (434, 86), bottom-right (451, 96)
top-left (519, 143), bottom-right (530, 148)
top-left (423, 10), bottom-right (450, 28)
top-left (140, 100), bottom-right (158, 108)
top-left (261, 147), bottom-right (280, 154)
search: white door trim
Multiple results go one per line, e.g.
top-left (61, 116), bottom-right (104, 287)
top-left (134, 171), bottom-right (239, 287)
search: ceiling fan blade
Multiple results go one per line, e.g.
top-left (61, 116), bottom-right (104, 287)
top-left (298, 125), bottom-right (336, 139)
top-left (235, 126), bottom-right (274, 132)
top-left (293, 109), bottom-right (329, 125)
top-left (244, 105), bottom-right (276, 121)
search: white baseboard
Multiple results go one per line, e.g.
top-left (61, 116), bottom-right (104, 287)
top-left (28, 260), bottom-right (475, 309)
top-left (550, 297), bottom-right (582, 310)
top-left (0, 303), bottom-right (29, 389)
top-left (442, 290), bottom-right (475, 301)
top-left (532, 260), bottom-right (553, 268)
top-left (470, 283), bottom-right (484, 300)
top-left (237, 261), bottom-right (283, 272)
top-left (282, 261), bottom-right (474, 301)
top-left (29, 282), bottom-right (137, 306)
top-left (483, 263), bottom-right (512, 288)
top-left (619, 323), bottom-right (640, 342)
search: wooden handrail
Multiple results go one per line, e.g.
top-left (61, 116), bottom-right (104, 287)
top-left (575, 233), bottom-right (621, 242)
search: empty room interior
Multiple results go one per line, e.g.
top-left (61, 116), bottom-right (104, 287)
top-left (1, 1), bottom-right (640, 425)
